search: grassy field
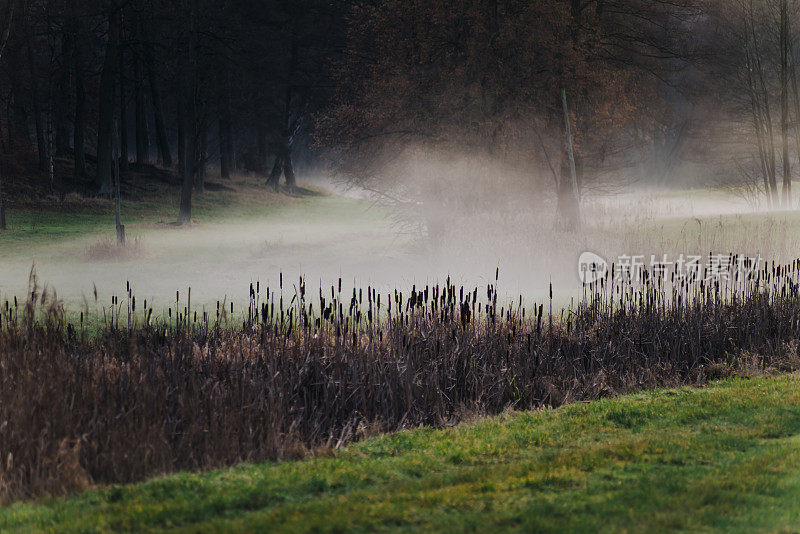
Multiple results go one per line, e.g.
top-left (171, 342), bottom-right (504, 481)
top-left (3, 373), bottom-right (800, 532)
top-left (0, 177), bottom-right (408, 315)
top-left (0, 177), bottom-right (376, 259)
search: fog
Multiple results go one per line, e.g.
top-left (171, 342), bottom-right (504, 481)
top-left (3, 161), bottom-right (796, 319)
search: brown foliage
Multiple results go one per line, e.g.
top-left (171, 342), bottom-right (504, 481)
top-left (318, 1), bottom-right (679, 182)
top-left (84, 237), bottom-right (146, 263)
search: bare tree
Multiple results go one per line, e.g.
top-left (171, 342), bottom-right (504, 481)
top-left (133, 11), bottom-right (149, 166)
top-left (724, 0), bottom-right (784, 207)
top-left (177, 0), bottom-right (198, 224)
top-left (217, 62), bottom-right (234, 178)
top-left (780, 0), bottom-right (791, 205)
top-left (118, 8), bottom-right (129, 172)
top-left (23, 0), bottom-right (47, 171)
top-left (71, 1), bottom-right (87, 180)
top-left (0, 0), bottom-right (16, 230)
top-left (96, 2), bottom-right (121, 195)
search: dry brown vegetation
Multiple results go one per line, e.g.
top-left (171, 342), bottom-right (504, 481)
top-left (84, 238), bottom-right (146, 263)
top-left (2, 264), bottom-right (800, 503)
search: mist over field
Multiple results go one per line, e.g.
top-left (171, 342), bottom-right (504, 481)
top-left (2, 178), bottom-right (797, 315)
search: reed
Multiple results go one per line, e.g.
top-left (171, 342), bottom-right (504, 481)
top-left (1, 260), bottom-right (800, 502)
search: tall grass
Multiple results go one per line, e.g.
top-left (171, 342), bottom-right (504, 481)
top-left (2, 262), bottom-right (800, 503)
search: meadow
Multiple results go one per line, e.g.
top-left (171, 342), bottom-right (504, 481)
top-left (4, 181), bottom-right (800, 313)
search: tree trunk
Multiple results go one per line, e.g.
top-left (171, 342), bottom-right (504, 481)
top-left (25, 15), bottom-right (47, 172)
top-left (556, 156), bottom-right (580, 231)
top-left (0, 169), bottom-right (6, 230)
top-left (256, 122), bottom-right (268, 173)
top-left (0, 179), bottom-right (5, 230)
top-left (118, 23), bottom-right (129, 172)
top-left (745, 43), bottom-right (772, 208)
top-left (0, 0), bottom-right (10, 229)
top-left (217, 65), bottom-right (234, 178)
top-left (5, 5), bottom-right (28, 150)
top-left (136, 9), bottom-right (171, 169)
top-left (283, 152), bottom-right (296, 188)
top-left (72, 9), bottom-right (86, 179)
top-left (134, 54), bottom-right (149, 165)
top-left (149, 68), bottom-right (172, 167)
top-left (3, 99), bottom-right (8, 150)
top-left (114, 139), bottom-right (124, 244)
top-left (177, 95), bottom-right (185, 176)
top-left (7, 43), bottom-right (30, 149)
top-left (559, 89), bottom-right (581, 231)
top-left (749, 5), bottom-right (779, 205)
top-left (780, 0), bottom-right (791, 207)
top-left (195, 127), bottom-right (206, 193)
top-left (96, 8), bottom-right (120, 194)
top-left (177, 0), bottom-right (198, 225)
top-left (279, 31), bottom-right (299, 190)
top-left (747, 41), bottom-right (775, 207)
top-left (790, 43), bottom-right (800, 207)
top-left (55, 26), bottom-right (71, 157)
top-left (177, 92), bottom-right (195, 224)
top-left (266, 154), bottom-right (283, 190)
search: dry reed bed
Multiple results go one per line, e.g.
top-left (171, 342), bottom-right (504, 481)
top-left (1, 263), bottom-right (800, 502)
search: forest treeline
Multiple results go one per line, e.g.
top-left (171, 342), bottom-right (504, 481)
top-left (0, 0), bottom-right (799, 229)
top-left (0, 0), bottom-right (342, 226)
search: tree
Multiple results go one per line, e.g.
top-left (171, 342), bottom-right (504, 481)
top-left (177, 0), bottom-right (199, 224)
top-left (216, 62), bottom-right (234, 178)
top-left (0, 0), bottom-right (15, 230)
top-left (253, 0), bottom-right (342, 191)
top-left (692, 0), bottom-right (800, 209)
top-left (118, 5), bottom-right (129, 172)
top-left (319, 0), bottom-right (692, 234)
top-left (23, 0), bottom-right (48, 172)
top-left (1, 0), bottom-right (743, 227)
top-left (71, 0), bottom-right (87, 181)
top-left (148, 57), bottom-right (172, 168)
top-left (779, 0), bottom-right (791, 205)
top-left (96, 2), bottom-right (121, 195)
top-left (54, 4), bottom-right (71, 158)
top-left (132, 10), bottom-right (149, 166)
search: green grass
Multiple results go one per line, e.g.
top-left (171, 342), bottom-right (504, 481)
top-left (0, 178), bottom-right (377, 259)
top-left (4, 374), bottom-right (800, 532)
